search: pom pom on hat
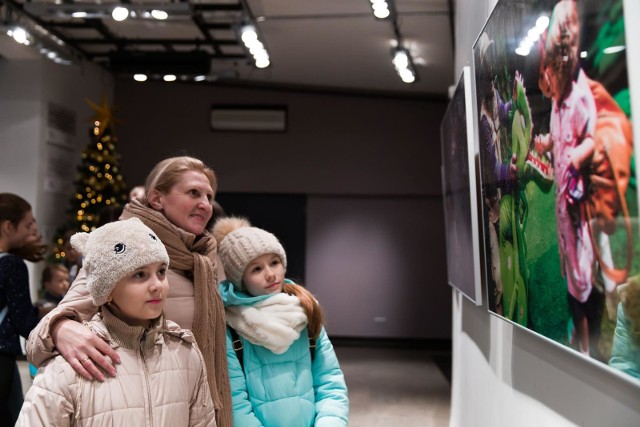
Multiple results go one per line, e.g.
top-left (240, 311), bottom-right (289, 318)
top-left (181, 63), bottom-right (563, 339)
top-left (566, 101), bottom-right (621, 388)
top-left (71, 217), bottom-right (169, 306)
top-left (213, 216), bottom-right (287, 291)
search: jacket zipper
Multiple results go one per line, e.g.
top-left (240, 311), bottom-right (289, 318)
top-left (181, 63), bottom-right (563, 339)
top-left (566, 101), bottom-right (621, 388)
top-left (140, 330), bottom-right (154, 427)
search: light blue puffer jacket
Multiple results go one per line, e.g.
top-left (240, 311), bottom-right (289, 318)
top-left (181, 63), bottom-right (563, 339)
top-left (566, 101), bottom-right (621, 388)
top-left (219, 280), bottom-right (349, 427)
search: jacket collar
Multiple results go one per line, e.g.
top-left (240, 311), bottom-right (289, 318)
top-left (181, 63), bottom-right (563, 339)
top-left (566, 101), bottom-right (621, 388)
top-left (101, 306), bottom-right (162, 351)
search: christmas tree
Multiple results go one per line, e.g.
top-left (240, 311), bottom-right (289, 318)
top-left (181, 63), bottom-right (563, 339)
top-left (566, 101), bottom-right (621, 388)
top-left (51, 96), bottom-right (129, 261)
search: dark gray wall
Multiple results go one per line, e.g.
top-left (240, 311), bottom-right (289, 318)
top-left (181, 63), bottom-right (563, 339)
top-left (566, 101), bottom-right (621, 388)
top-left (114, 80), bottom-right (450, 339)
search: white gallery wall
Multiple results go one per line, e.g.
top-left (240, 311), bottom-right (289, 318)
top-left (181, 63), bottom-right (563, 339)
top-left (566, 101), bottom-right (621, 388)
top-left (0, 56), bottom-right (112, 296)
top-left (450, 0), bottom-right (640, 425)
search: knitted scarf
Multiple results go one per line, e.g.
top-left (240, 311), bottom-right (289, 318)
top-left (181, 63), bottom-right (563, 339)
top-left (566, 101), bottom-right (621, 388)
top-left (123, 200), bottom-right (232, 427)
top-left (225, 293), bottom-right (308, 354)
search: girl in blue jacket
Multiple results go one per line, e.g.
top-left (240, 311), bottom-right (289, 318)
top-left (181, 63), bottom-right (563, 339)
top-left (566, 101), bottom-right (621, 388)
top-left (213, 217), bottom-right (349, 427)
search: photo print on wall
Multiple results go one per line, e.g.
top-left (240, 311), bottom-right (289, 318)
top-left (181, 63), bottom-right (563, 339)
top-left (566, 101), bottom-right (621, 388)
top-left (441, 66), bottom-right (483, 305)
top-left (473, 0), bottom-right (639, 381)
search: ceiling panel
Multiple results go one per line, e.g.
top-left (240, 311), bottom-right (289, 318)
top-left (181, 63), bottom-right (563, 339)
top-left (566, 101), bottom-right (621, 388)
top-left (0, 0), bottom-right (454, 96)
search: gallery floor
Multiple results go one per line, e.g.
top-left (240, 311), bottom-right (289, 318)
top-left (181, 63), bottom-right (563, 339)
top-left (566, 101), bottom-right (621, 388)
top-left (18, 344), bottom-right (452, 426)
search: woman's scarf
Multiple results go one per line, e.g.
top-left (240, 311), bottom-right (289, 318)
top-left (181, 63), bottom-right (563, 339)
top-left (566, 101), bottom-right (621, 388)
top-left (226, 293), bottom-right (308, 354)
top-left (123, 200), bottom-right (232, 427)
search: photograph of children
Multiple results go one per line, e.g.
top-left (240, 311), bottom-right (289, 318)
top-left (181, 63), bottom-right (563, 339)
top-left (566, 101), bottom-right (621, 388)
top-left (441, 67), bottom-right (483, 304)
top-left (473, 0), bottom-right (638, 378)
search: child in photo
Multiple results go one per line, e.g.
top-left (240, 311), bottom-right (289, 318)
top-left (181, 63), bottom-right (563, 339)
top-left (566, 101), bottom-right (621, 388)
top-left (17, 218), bottom-right (215, 426)
top-left (213, 217), bottom-right (349, 427)
top-left (534, 0), bottom-right (600, 355)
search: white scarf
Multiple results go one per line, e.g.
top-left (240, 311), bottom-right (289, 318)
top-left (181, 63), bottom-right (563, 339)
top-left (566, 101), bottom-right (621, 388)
top-left (225, 293), bottom-right (308, 354)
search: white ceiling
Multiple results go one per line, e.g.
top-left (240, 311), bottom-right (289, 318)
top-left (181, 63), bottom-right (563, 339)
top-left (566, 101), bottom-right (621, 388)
top-left (0, 0), bottom-right (455, 97)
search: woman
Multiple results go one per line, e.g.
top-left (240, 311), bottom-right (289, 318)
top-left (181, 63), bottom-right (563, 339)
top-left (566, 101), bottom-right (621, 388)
top-left (0, 193), bottom-right (41, 424)
top-left (27, 156), bottom-right (232, 427)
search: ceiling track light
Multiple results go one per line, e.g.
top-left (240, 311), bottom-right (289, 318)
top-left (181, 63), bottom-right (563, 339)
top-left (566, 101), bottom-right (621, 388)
top-left (22, 2), bottom-right (187, 21)
top-left (369, 0), bottom-right (394, 20)
top-left (392, 47), bottom-right (417, 84)
top-left (239, 23), bottom-right (270, 69)
top-left (1, 1), bottom-right (82, 65)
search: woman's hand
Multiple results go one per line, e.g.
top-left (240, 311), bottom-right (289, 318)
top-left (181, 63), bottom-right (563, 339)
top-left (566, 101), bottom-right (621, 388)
top-left (51, 318), bottom-right (121, 381)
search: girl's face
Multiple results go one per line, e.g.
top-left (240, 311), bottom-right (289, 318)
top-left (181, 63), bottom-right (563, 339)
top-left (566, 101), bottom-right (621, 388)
top-left (3, 210), bottom-right (35, 250)
top-left (149, 170), bottom-right (214, 236)
top-left (242, 253), bottom-right (285, 297)
top-left (109, 261), bottom-right (169, 327)
top-left (45, 270), bottom-right (70, 298)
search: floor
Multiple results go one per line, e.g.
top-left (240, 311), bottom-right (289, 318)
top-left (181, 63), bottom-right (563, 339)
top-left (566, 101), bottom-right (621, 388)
top-left (17, 344), bottom-right (451, 426)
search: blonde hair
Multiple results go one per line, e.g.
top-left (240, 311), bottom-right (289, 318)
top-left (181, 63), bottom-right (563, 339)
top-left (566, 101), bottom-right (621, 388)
top-left (283, 283), bottom-right (324, 339)
top-left (544, 0), bottom-right (580, 94)
top-left (144, 156), bottom-right (217, 207)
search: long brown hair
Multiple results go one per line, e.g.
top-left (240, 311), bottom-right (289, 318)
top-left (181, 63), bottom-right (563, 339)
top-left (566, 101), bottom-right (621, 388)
top-left (283, 282), bottom-right (324, 339)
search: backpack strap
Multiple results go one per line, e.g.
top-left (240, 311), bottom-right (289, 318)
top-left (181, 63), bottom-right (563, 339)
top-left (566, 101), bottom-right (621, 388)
top-left (309, 337), bottom-right (316, 363)
top-left (229, 325), bottom-right (317, 372)
top-left (228, 326), bottom-right (244, 370)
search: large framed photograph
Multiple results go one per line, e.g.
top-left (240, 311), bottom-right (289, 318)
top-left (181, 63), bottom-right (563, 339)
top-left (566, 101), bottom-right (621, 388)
top-left (473, 0), bottom-right (639, 380)
top-left (441, 66), bottom-right (483, 305)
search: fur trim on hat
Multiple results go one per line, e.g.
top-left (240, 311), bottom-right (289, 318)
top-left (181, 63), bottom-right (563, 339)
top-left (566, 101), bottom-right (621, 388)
top-left (71, 217), bottom-right (170, 306)
top-left (211, 216), bottom-right (251, 245)
top-left (213, 216), bottom-right (287, 291)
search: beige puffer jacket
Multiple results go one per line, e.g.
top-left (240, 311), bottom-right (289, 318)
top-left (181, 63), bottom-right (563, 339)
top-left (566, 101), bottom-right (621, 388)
top-left (26, 261), bottom-right (226, 365)
top-left (18, 308), bottom-right (216, 427)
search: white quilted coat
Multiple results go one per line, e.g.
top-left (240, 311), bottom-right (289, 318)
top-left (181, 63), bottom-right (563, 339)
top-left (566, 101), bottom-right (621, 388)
top-left (17, 308), bottom-right (215, 427)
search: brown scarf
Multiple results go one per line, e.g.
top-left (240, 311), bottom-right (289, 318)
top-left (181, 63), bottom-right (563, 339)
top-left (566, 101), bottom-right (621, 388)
top-left (123, 200), bottom-right (232, 427)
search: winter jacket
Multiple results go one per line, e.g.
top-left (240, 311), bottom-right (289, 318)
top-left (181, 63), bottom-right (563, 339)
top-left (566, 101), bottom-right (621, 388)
top-left (17, 307), bottom-right (215, 426)
top-left (0, 253), bottom-right (40, 356)
top-left (220, 281), bottom-right (349, 427)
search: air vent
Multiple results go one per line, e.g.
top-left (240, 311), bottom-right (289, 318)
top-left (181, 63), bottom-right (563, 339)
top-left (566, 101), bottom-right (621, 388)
top-left (210, 106), bottom-right (287, 132)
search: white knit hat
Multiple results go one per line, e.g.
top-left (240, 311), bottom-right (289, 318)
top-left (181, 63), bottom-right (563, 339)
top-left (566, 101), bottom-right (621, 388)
top-left (70, 217), bottom-right (170, 306)
top-left (212, 216), bottom-right (287, 291)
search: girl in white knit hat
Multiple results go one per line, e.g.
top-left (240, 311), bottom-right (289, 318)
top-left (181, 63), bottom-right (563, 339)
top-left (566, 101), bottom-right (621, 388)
top-left (213, 217), bottom-right (349, 427)
top-left (17, 218), bottom-right (216, 426)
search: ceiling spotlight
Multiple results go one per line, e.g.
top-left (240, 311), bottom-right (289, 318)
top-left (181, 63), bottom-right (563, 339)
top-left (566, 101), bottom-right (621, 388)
top-left (11, 27), bottom-right (30, 45)
top-left (133, 74), bottom-right (147, 82)
top-left (112, 6), bottom-right (129, 22)
top-left (370, 0), bottom-right (393, 20)
top-left (71, 11), bottom-right (88, 18)
top-left (151, 10), bottom-right (168, 20)
top-left (194, 75), bottom-right (207, 82)
top-left (392, 47), bottom-right (417, 84)
top-left (239, 23), bottom-right (271, 69)
top-left (163, 74), bottom-right (177, 82)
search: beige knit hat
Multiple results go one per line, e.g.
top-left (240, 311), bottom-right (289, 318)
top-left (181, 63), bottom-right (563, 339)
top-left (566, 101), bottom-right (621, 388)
top-left (70, 217), bottom-right (170, 306)
top-left (212, 216), bottom-right (287, 291)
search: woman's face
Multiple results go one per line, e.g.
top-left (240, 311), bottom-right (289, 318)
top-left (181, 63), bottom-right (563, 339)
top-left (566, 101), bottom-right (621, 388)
top-left (4, 210), bottom-right (35, 249)
top-left (149, 170), bottom-right (214, 235)
top-left (109, 261), bottom-right (169, 327)
top-left (241, 253), bottom-right (285, 297)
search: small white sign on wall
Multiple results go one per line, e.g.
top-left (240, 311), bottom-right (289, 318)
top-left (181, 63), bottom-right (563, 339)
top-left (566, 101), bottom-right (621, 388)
top-left (46, 102), bottom-right (76, 149)
top-left (44, 145), bottom-right (76, 194)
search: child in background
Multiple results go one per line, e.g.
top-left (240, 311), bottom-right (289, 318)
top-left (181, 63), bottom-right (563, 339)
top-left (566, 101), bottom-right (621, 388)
top-left (61, 229), bottom-right (84, 284)
top-left (30, 264), bottom-right (70, 378)
top-left (213, 217), bottom-right (349, 427)
top-left (17, 218), bottom-right (215, 426)
top-left (37, 264), bottom-right (70, 311)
